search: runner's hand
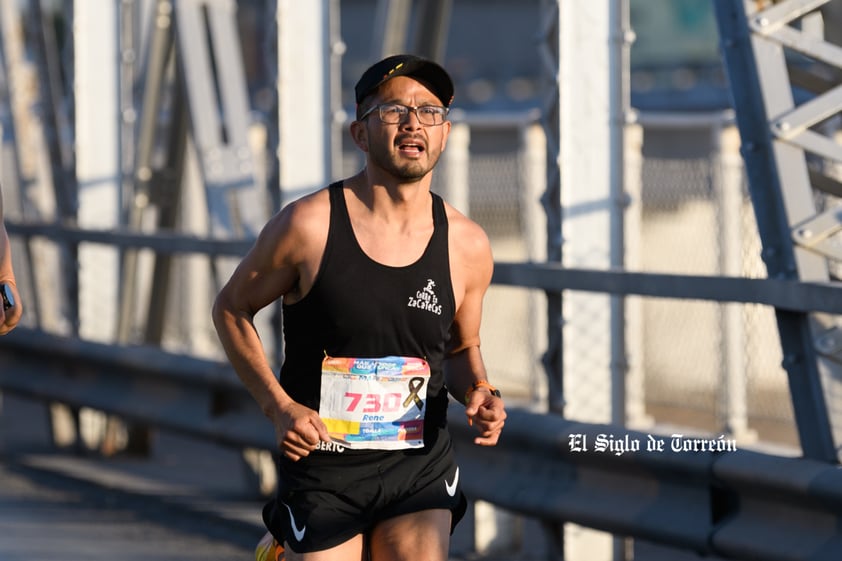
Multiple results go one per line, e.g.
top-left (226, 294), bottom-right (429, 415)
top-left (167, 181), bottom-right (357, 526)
top-left (270, 401), bottom-right (330, 461)
top-left (0, 281), bottom-right (21, 335)
top-left (465, 392), bottom-right (506, 446)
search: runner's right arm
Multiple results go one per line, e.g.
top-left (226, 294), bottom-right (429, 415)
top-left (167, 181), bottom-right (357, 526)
top-left (212, 195), bottom-right (330, 461)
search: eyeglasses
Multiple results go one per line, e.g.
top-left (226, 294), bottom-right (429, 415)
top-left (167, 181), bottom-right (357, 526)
top-left (359, 103), bottom-right (449, 126)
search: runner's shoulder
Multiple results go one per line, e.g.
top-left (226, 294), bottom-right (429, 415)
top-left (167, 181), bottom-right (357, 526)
top-left (446, 208), bottom-right (491, 262)
top-left (259, 188), bottom-right (331, 244)
top-left (280, 188), bottom-right (330, 229)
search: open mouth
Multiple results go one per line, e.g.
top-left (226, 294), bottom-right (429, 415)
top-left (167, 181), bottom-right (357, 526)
top-left (397, 138), bottom-right (425, 154)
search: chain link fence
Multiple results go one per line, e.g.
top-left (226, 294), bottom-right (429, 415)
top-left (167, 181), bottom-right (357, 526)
top-left (397, 113), bottom-right (800, 449)
top-left (639, 118), bottom-right (792, 446)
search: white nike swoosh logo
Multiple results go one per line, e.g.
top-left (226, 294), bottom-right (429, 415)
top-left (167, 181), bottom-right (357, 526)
top-left (283, 502), bottom-right (306, 542)
top-left (445, 467), bottom-right (459, 497)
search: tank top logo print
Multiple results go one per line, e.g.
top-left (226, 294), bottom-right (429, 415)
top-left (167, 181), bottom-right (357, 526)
top-left (407, 279), bottom-right (442, 316)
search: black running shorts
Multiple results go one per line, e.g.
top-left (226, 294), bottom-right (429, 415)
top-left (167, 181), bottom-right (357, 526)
top-left (262, 427), bottom-right (467, 554)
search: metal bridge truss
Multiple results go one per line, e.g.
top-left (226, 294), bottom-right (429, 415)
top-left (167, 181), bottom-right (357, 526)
top-left (713, 0), bottom-right (842, 464)
top-left (0, 0), bottom-right (268, 346)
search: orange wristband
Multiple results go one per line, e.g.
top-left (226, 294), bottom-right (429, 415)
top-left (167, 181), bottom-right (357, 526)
top-left (464, 380), bottom-right (501, 404)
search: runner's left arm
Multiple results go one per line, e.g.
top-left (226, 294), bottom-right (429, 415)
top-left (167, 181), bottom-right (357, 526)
top-left (0, 187), bottom-right (22, 335)
top-left (443, 217), bottom-right (505, 446)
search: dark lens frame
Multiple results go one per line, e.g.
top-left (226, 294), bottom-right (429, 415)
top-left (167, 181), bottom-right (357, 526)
top-left (366, 103), bottom-right (448, 126)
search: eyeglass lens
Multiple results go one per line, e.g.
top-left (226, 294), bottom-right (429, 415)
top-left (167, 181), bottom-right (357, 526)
top-left (379, 104), bottom-right (446, 125)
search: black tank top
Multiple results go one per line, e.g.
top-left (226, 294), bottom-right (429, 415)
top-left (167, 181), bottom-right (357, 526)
top-left (279, 181), bottom-right (456, 444)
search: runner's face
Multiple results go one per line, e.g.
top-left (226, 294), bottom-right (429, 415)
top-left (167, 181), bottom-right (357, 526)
top-left (358, 76), bottom-right (451, 182)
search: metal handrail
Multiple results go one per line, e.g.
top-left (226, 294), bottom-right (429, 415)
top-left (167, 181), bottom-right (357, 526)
top-left (0, 327), bottom-right (270, 449)
top-left (2, 326), bottom-right (841, 560)
top-left (493, 262), bottom-right (842, 314)
top-left (7, 217), bottom-right (842, 314)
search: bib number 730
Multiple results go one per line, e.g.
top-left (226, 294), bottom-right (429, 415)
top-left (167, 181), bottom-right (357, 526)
top-left (345, 391), bottom-right (402, 413)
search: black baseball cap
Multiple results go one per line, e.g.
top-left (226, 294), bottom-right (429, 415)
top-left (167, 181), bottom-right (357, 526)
top-left (354, 54), bottom-right (454, 108)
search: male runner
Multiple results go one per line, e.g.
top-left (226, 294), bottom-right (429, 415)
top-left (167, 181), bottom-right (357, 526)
top-left (0, 183), bottom-right (22, 335)
top-left (213, 54), bottom-right (506, 561)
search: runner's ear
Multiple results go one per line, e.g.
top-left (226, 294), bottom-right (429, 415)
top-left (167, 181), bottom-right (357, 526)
top-left (349, 119), bottom-right (370, 153)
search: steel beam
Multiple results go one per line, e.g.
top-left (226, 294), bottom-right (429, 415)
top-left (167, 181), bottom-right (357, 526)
top-left (537, 0), bottom-right (564, 416)
top-left (174, 0), bottom-right (263, 237)
top-left (713, 0), bottom-right (839, 463)
top-left (275, 0), bottom-right (337, 204)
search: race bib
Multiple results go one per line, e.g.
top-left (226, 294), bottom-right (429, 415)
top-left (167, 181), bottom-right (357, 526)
top-left (319, 355), bottom-right (430, 450)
